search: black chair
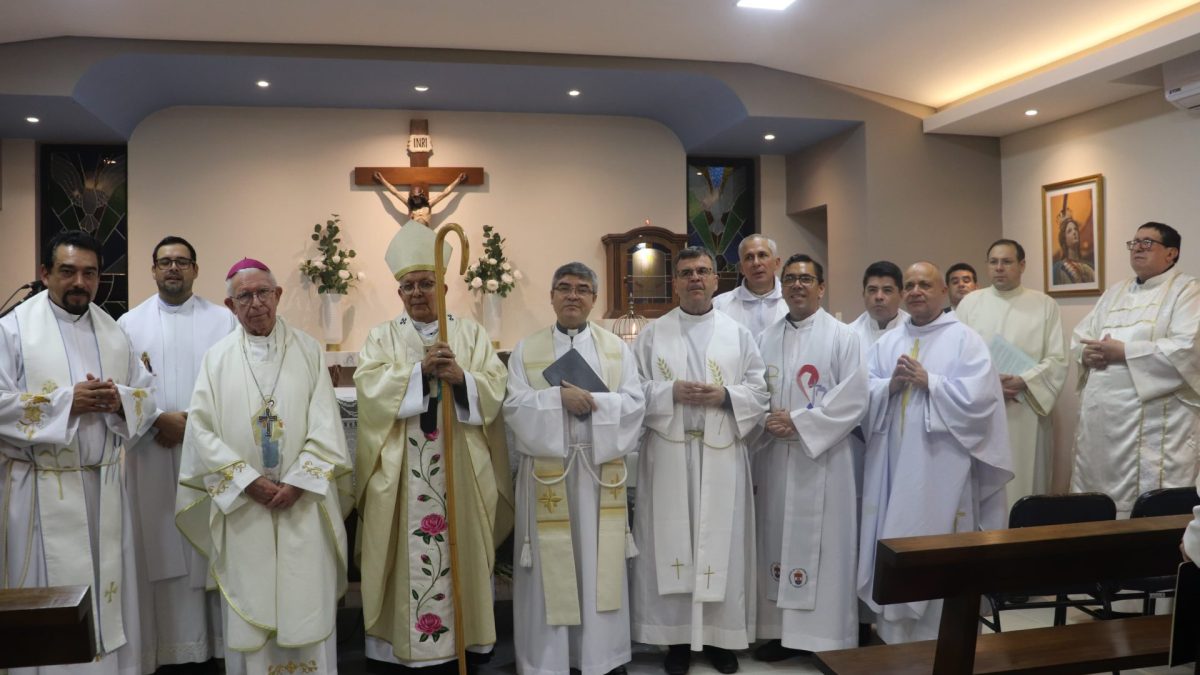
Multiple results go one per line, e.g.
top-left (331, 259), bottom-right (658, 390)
top-left (1106, 486), bottom-right (1200, 615)
top-left (980, 492), bottom-right (1117, 632)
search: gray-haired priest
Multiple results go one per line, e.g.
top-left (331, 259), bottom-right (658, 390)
top-left (354, 220), bottom-right (514, 671)
top-left (505, 262), bottom-right (646, 675)
top-left (176, 258), bottom-right (351, 675)
top-left (630, 247), bottom-right (769, 675)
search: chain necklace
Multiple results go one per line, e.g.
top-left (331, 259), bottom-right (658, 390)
top-left (241, 321), bottom-right (289, 412)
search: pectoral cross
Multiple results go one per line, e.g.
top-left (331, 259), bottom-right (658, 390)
top-left (670, 558), bottom-right (685, 579)
top-left (257, 403), bottom-right (280, 471)
top-left (702, 566), bottom-right (716, 589)
top-left (538, 489), bottom-right (563, 514)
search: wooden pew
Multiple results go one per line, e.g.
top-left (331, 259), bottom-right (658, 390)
top-left (0, 585), bottom-right (96, 668)
top-left (816, 514), bottom-right (1191, 675)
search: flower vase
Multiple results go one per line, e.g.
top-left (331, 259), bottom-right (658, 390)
top-left (319, 292), bottom-right (345, 347)
top-left (481, 293), bottom-right (502, 348)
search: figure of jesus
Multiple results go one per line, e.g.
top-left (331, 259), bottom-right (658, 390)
top-left (374, 171), bottom-right (468, 228)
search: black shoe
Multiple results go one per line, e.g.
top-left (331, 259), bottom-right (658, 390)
top-left (753, 639), bottom-right (810, 662)
top-left (664, 644), bottom-right (691, 675)
top-left (605, 667), bottom-right (628, 675)
top-left (702, 646), bottom-right (739, 674)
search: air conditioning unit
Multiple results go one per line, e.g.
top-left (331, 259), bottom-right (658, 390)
top-left (1164, 52), bottom-right (1200, 111)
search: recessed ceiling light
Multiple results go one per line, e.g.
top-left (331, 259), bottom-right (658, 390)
top-left (568, 89), bottom-right (581, 97)
top-left (414, 85), bottom-right (429, 92)
top-left (25, 116), bottom-right (39, 124)
top-left (763, 133), bottom-right (776, 141)
top-left (256, 80), bottom-right (270, 88)
top-left (737, 0), bottom-right (796, 9)
top-left (1024, 109), bottom-right (1039, 116)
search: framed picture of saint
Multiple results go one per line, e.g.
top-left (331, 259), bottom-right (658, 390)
top-left (1042, 174), bottom-right (1104, 298)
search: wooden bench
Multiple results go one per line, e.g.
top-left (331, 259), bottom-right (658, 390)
top-left (816, 514), bottom-right (1192, 674)
top-left (0, 585), bottom-right (96, 668)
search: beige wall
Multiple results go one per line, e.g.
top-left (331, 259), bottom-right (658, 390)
top-left (127, 107), bottom-right (685, 350)
top-left (1000, 90), bottom-right (1200, 490)
top-left (0, 140), bottom-right (37, 296)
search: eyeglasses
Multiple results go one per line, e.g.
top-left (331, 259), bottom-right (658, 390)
top-left (399, 279), bottom-right (437, 295)
top-left (231, 288), bottom-right (276, 306)
top-left (553, 283), bottom-right (595, 296)
top-left (676, 267), bottom-right (714, 279)
top-left (154, 257), bottom-right (195, 270)
top-left (782, 274), bottom-right (819, 287)
top-left (1126, 238), bottom-right (1167, 252)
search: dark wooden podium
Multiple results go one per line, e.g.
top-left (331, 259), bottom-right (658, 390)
top-left (0, 585), bottom-right (97, 667)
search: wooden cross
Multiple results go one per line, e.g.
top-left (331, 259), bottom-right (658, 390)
top-left (354, 119), bottom-right (484, 196)
top-left (670, 558), bottom-right (685, 579)
top-left (702, 565), bottom-right (716, 589)
top-left (538, 489), bottom-right (563, 514)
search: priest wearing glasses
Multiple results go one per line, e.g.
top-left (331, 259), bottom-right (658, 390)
top-left (505, 262), bottom-right (646, 675)
top-left (629, 247), bottom-right (769, 675)
top-left (354, 220), bottom-right (513, 671)
top-left (1070, 222), bottom-right (1200, 515)
top-left (176, 258), bottom-right (350, 675)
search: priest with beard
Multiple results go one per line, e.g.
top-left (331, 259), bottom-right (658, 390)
top-left (0, 231), bottom-right (156, 675)
top-left (857, 261), bottom-right (1012, 645)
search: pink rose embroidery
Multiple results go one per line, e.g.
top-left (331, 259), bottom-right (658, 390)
top-left (420, 514), bottom-right (447, 536)
top-left (415, 613), bottom-right (443, 635)
top-left (424, 430), bottom-right (440, 441)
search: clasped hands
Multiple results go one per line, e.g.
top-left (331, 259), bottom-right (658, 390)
top-left (71, 374), bottom-right (122, 416)
top-left (422, 341), bottom-right (465, 386)
top-left (245, 477), bottom-right (303, 510)
top-left (764, 409), bottom-right (799, 439)
top-left (1081, 333), bottom-right (1125, 370)
top-left (888, 354), bottom-right (929, 395)
top-left (672, 380), bottom-right (726, 408)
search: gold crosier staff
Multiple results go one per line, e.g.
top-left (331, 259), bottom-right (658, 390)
top-left (433, 222), bottom-right (469, 675)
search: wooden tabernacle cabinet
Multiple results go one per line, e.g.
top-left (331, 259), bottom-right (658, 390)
top-left (601, 226), bottom-right (689, 319)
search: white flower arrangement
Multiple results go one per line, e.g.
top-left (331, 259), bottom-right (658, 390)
top-left (463, 225), bottom-right (521, 297)
top-left (299, 214), bottom-right (359, 294)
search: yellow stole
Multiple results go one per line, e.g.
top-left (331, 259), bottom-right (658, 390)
top-left (521, 323), bottom-right (628, 625)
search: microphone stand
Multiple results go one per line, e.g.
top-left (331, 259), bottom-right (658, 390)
top-left (0, 282), bottom-right (40, 318)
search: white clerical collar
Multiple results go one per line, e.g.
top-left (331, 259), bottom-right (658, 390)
top-left (679, 306), bottom-right (715, 322)
top-left (735, 277), bottom-right (782, 302)
top-left (1135, 268), bottom-right (1175, 289)
top-left (907, 309), bottom-right (955, 334)
top-left (49, 298), bottom-right (90, 325)
top-left (409, 316), bottom-right (442, 345)
top-left (555, 322), bottom-right (588, 338)
top-left (157, 294), bottom-right (195, 314)
top-left (787, 308), bottom-right (821, 329)
top-left (245, 320), bottom-right (283, 361)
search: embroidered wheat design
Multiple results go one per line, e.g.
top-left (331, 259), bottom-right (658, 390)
top-left (657, 357), bottom-right (674, 381)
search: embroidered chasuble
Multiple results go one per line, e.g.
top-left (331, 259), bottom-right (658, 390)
top-left (176, 319), bottom-right (350, 674)
top-left (712, 280), bottom-right (788, 337)
top-left (0, 290), bottom-right (156, 675)
top-left (753, 308), bottom-right (867, 652)
top-left (354, 313), bottom-right (514, 666)
top-left (119, 293), bottom-right (236, 666)
top-left (505, 323), bottom-right (646, 675)
top-left (1070, 270), bottom-right (1200, 513)
top-left (857, 312), bottom-right (1012, 645)
top-left (629, 308), bottom-right (768, 650)
top-left (956, 286), bottom-right (1066, 508)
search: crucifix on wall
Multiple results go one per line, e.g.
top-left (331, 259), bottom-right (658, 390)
top-left (354, 119), bottom-right (485, 228)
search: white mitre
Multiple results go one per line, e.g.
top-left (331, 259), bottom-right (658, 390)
top-left (385, 219), bottom-right (453, 280)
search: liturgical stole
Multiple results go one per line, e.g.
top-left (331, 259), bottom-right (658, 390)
top-left (649, 312), bottom-right (740, 602)
top-left (521, 323), bottom-right (627, 625)
top-left (15, 291), bottom-right (132, 652)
